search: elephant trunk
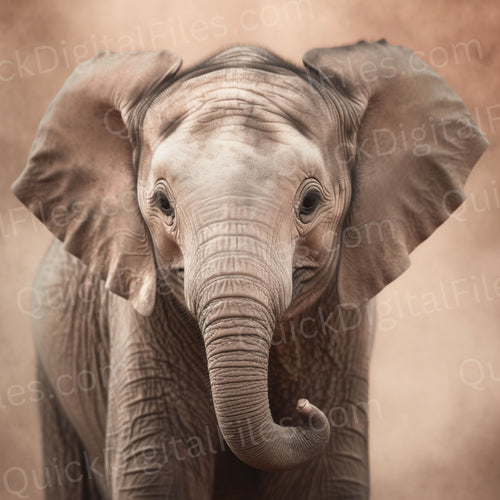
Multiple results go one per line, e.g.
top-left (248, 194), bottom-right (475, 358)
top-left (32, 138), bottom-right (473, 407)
top-left (185, 236), bottom-right (330, 471)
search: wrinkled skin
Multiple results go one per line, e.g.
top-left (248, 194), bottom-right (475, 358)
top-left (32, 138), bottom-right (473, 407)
top-left (13, 44), bottom-right (487, 499)
top-left (35, 239), bottom-right (372, 499)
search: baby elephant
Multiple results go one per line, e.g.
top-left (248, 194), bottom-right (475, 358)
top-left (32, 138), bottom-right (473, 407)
top-left (13, 41), bottom-right (487, 499)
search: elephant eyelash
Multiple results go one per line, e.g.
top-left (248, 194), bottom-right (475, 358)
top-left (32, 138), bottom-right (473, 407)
top-left (151, 190), bottom-right (176, 226)
top-left (155, 191), bottom-right (173, 214)
top-left (299, 189), bottom-right (322, 217)
top-left (296, 181), bottom-right (324, 224)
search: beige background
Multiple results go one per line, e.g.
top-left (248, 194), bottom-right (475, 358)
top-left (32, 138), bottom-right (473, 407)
top-left (1, 0), bottom-right (499, 498)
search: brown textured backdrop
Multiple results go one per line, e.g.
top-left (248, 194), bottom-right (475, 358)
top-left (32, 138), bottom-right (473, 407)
top-left (1, 0), bottom-right (499, 498)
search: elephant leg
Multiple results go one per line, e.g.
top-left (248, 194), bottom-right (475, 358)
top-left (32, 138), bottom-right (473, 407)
top-left (105, 303), bottom-right (218, 499)
top-left (210, 372), bottom-right (370, 500)
top-left (37, 359), bottom-right (103, 499)
top-left (255, 390), bottom-right (370, 500)
top-left (257, 304), bottom-right (374, 500)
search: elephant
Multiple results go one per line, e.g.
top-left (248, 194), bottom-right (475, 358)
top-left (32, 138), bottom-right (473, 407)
top-left (12, 41), bottom-right (487, 499)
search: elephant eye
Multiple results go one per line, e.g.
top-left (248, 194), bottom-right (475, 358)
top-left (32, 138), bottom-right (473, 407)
top-left (155, 191), bottom-right (175, 218)
top-left (298, 188), bottom-right (322, 220)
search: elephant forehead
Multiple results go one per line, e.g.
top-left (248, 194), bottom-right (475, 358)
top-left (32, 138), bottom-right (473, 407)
top-left (148, 128), bottom-right (325, 202)
top-left (142, 67), bottom-right (333, 150)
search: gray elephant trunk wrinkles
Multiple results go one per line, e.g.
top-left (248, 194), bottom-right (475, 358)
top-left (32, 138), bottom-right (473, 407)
top-left (180, 222), bottom-right (331, 471)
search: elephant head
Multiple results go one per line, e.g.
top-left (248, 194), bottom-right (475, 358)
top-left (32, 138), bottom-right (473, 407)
top-left (12, 42), bottom-right (487, 471)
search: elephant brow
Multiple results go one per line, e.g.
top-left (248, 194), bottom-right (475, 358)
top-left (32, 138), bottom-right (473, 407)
top-left (159, 113), bottom-right (188, 140)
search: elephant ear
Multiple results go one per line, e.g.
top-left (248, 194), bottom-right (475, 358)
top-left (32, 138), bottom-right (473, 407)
top-left (303, 40), bottom-right (488, 308)
top-left (12, 51), bottom-right (182, 316)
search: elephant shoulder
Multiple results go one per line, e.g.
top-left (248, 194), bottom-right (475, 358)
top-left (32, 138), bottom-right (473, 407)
top-left (33, 239), bottom-right (110, 457)
top-left (33, 239), bottom-right (111, 371)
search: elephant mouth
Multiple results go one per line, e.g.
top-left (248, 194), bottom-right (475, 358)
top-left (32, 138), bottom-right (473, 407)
top-left (292, 253), bottom-right (319, 277)
top-left (292, 265), bottom-right (318, 278)
top-left (292, 264), bottom-right (319, 289)
top-left (290, 264), bottom-right (323, 314)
